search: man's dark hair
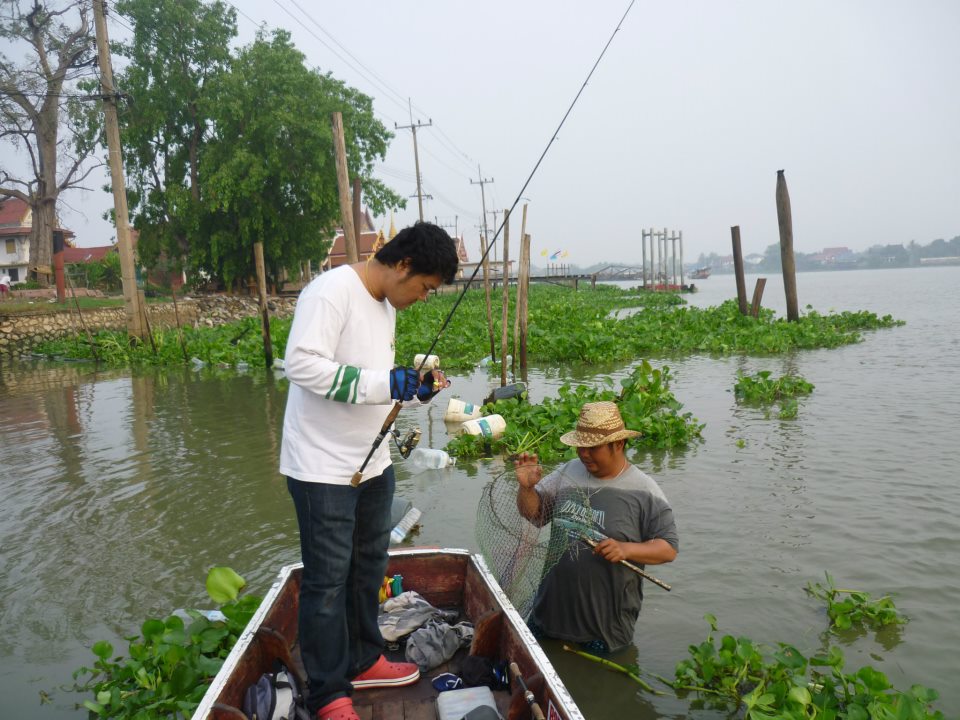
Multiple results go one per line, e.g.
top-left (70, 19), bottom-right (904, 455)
top-left (375, 221), bottom-right (459, 283)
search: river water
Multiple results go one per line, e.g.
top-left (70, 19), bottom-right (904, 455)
top-left (1, 266), bottom-right (958, 718)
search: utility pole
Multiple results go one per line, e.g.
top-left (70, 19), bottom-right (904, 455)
top-left (92, 0), bottom-right (144, 339)
top-left (436, 216), bottom-right (458, 238)
top-left (470, 166), bottom-right (494, 261)
top-left (395, 99), bottom-right (432, 221)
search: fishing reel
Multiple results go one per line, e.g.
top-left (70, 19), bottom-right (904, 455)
top-left (391, 426), bottom-right (421, 458)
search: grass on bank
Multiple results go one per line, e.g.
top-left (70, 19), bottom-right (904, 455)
top-left (30, 284), bottom-right (903, 369)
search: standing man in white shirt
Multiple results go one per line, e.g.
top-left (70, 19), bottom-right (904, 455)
top-left (280, 222), bottom-right (459, 720)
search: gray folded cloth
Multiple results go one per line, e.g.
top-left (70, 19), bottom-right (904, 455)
top-left (405, 619), bottom-right (475, 672)
top-left (378, 590), bottom-right (458, 642)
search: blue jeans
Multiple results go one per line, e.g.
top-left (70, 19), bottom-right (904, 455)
top-left (287, 468), bottom-right (395, 713)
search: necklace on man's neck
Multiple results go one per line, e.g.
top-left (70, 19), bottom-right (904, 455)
top-left (362, 257), bottom-right (383, 301)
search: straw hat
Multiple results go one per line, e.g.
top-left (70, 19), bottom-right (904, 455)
top-left (559, 401), bottom-right (641, 448)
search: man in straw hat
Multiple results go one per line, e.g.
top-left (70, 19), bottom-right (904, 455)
top-left (514, 401), bottom-right (678, 654)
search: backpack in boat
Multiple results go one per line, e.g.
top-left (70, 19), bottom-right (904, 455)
top-left (241, 661), bottom-right (311, 720)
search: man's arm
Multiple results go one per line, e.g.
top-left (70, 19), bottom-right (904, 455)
top-left (592, 537), bottom-right (677, 565)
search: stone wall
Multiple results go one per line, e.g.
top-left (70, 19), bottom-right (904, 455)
top-left (0, 295), bottom-right (297, 357)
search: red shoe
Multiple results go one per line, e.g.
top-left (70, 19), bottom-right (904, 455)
top-left (316, 696), bottom-right (359, 720)
top-left (351, 655), bottom-right (420, 689)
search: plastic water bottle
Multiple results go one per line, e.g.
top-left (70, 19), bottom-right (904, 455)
top-left (406, 447), bottom-right (455, 472)
top-left (390, 507), bottom-right (422, 544)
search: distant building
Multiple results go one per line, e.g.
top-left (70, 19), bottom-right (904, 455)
top-left (809, 246), bottom-right (856, 266)
top-left (0, 197), bottom-right (75, 284)
top-left (323, 211), bottom-right (469, 276)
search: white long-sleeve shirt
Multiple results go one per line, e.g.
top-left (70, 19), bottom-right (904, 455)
top-left (280, 265), bottom-right (407, 485)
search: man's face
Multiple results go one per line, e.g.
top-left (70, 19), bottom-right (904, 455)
top-left (576, 442), bottom-right (624, 479)
top-left (387, 267), bottom-right (443, 310)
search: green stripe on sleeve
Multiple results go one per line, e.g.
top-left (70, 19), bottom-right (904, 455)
top-left (333, 365), bottom-right (361, 403)
top-left (325, 366), bottom-right (344, 400)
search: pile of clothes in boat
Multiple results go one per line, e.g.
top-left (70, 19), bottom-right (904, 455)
top-left (378, 590), bottom-right (474, 672)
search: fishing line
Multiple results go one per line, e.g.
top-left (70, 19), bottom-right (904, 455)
top-left (353, 0), bottom-right (637, 483)
top-left (415, 0), bottom-right (637, 368)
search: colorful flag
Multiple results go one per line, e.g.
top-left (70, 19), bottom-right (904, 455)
top-left (540, 249), bottom-right (548, 257)
top-left (550, 250), bottom-right (561, 260)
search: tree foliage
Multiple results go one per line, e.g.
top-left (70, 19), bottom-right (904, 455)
top-left (113, 2), bottom-right (403, 288)
top-left (0, 0), bottom-right (99, 280)
top-left (112, 0), bottom-right (236, 272)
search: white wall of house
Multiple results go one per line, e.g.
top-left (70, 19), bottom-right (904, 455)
top-left (0, 235), bottom-right (30, 283)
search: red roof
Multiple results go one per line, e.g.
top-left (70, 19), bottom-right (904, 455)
top-left (0, 197), bottom-right (29, 226)
top-left (62, 245), bottom-right (115, 263)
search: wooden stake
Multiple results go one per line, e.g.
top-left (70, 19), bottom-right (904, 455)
top-left (331, 112), bottom-right (359, 264)
top-left (750, 277), bottom-right (767, 318)
top-left (513, 204), bottom-right (528, 373)
top-left (253, 241), bottom-right (273, 368)
top-left (519, 232), bottom-right (531, 373)
top-left (352, 176), bottom-right (363, 256)
top-left (775, 170), bottom-right (800, 321)
top-left (481, 233), bottom-right (496, 362)
top-left (138, 290), bottom-right (157, 355)
top-left (171, 288), bottom-right (188, 362)
top-left (731, 225), bottom-right (748, 315)
top-left (500, 209), bottom-right (510, 387)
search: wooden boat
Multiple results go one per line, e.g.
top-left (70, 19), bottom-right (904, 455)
top-left (192, 547), bottom-right (585, 720)
top-left (689, 266), bottom-right (711, 280)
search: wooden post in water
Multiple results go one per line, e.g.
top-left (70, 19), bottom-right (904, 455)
top-left (480, 234), bottom-right (496, 362)
top-left (500, 209), bottom-right (510, 387)
top-left (331, 112), bottom-right (359, 264)
top-left (641, 228), bottom-right (648, 289)
top-left (670, 232), bottom-right (678, 289)
top-left (662, 227), bottom-right (669, 289)
top-left (750, 277), bottom-right (766, 318)
top-left (775, 170), bottom-right (800, 321)
top-left (253, 241), bottom-right (273, 368)
top-left (679, 230), bottom-right (685, 288)
top-left (519, 233), bottom-right (530, 374)
top-left (513, 204), bottom-right (528, 373)
top-left (731, 225), bottom-right (749, 315)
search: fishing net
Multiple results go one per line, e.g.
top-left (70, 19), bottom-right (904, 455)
top-left (476, 465), bottom-right (597, 618)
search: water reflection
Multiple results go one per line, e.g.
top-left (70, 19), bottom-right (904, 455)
top-left (1, 267), bottom-right (959, 718)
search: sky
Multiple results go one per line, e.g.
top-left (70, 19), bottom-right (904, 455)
top-left (56, 0), bottom-right (960, 266)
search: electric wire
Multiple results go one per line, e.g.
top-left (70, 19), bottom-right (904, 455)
top-left (415, 0), bottom-right (637, 363)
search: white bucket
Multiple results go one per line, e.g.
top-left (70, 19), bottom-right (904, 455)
top-left (460, 414), bottom-right (507, 440)
top-left (414, 354), bottom-right (440, 371)
top-left (444, 398), bottom-right (482, 423)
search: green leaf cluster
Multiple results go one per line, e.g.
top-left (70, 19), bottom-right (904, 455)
top-left (35, 284), bottom-right (903, 372)
top-left (73, 567), bottom-right (261, 719)
top-left (806, 573), bottom-right (907, 632)
top-left (444, 361), bottom-right (704, 462)
top-left (734, 371), bottom-right (815, 419)
top-left (674, 614), bottom-right (942, 719)
top-left (112, 0), bottom-right (403, 290)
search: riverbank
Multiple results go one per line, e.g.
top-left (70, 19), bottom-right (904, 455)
top-left (0, 293), bottom-right (296, 357)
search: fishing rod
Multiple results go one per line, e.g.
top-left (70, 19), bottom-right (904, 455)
top-left (350, 1), bottom-right (638, 486)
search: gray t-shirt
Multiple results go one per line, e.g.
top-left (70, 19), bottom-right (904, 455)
top-left (530, 459), bottom-right (679, 651)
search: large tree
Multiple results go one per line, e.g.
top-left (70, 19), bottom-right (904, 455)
top-left (200, 29), bottom-right (402, 287)
top-left (112, 0), bottom-right (236, 273)
top-left (0, 0), bottom-right (98, 281)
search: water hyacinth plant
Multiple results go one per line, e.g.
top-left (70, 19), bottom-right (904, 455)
top-left (72, 567), bottom-right (261, 719)
top-left (673, 614), bottom-right (942, 719)
top-left (806, 572), bottom-right (907, 632)
top-left (35, 286), bottom-right (903, 371)
top-left (445, 361), bottom-right (704, 462)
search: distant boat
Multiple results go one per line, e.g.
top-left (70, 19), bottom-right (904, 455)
top-left (690, 267), bottom-right (711, 279)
